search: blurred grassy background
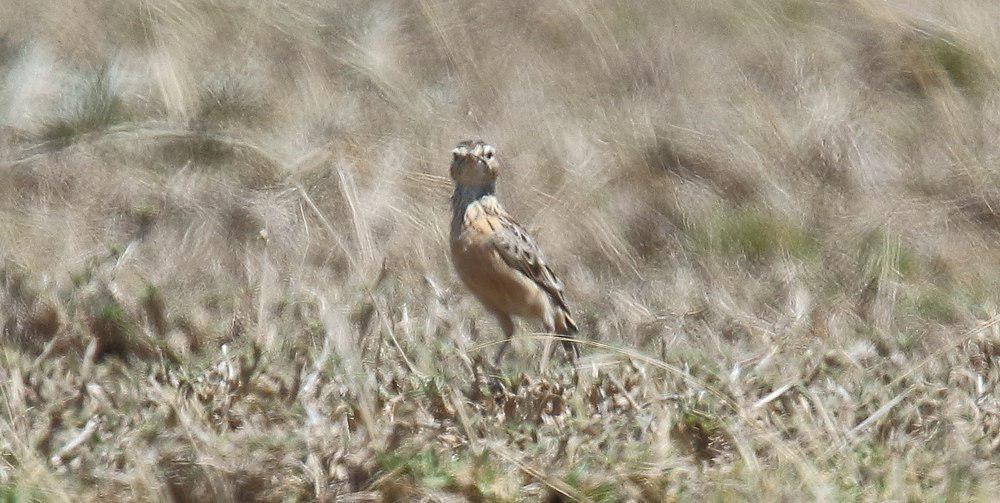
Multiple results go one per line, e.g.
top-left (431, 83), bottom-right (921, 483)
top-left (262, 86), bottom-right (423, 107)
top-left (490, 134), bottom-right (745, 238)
top-left (1, 0), bottom-right (998, 500)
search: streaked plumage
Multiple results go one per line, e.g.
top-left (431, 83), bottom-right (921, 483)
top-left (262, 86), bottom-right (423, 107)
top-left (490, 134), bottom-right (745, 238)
top-left (448, 140), bottom-right (579, 365)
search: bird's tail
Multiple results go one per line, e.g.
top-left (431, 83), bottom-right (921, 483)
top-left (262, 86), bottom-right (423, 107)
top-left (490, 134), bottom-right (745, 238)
top-left (556, 310), bottom-right (581, 359)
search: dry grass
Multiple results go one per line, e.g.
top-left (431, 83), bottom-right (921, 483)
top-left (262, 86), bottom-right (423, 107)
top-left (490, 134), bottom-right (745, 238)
top-left (1, 0), bottom-right (999, 501)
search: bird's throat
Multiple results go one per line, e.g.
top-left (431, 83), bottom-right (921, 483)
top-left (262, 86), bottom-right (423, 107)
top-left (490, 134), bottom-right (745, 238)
top-left (451, 184), bottom-right (499, 236)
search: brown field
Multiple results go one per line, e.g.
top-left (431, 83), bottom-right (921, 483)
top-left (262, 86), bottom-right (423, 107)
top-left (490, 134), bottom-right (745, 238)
top-left (1, 0), bottom-right (999, 500)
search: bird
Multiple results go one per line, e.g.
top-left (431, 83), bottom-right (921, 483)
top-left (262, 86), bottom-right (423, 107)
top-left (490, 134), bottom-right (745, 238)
top-left (448, 139), bottom-right (580, 367)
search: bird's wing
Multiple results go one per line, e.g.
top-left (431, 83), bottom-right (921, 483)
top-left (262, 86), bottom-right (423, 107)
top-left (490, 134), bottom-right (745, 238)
top-left (489, 214), bottom-right (572, 315)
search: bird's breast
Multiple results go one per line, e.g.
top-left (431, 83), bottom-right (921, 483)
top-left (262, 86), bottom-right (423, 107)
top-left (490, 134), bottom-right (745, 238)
top-left (449, 231), bottom-right (548, 319)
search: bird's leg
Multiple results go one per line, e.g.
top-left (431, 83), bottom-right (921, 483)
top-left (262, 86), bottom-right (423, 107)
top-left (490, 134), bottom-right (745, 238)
top-left (563, 339), bottom-right (580, 362)
top-left (492, 312), bottom-right (515, 367)
top-left (539, 321), bottom-right (555, 373)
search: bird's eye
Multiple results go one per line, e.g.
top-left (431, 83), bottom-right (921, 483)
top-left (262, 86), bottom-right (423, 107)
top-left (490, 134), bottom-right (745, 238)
top-left (484, 150), bottom-right (494, 160)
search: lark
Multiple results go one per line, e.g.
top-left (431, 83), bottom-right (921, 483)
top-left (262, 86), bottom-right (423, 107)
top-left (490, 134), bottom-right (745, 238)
top-left (448, 140), bottom-right (580, 367)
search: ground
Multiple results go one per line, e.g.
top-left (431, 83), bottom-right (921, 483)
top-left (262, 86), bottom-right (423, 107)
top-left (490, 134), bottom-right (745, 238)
top-left (1, 0), bottom-right (998, 501)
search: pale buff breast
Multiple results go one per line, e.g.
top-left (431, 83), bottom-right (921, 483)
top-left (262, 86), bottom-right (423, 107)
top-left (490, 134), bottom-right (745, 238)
top-left (450, 227), bottom-right (551, 321)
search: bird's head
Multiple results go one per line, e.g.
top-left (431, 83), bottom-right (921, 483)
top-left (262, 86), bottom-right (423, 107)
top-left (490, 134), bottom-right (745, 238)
top-left (450, 140), bottom-right (499, 187)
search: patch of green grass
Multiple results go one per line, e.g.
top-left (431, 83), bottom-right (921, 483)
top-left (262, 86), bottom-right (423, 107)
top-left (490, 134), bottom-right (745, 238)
top-left (0, 484), bottom-right (44, 503)
top-left (41, 68), bottom-right (130, 148)
top-left (467, 455), bottom-right (504, 498)
top-left (780, 0), bottom-right (817, 23)
top-left (90, 295), bottom-right (137, 353)
top-left (376, 448), bottom-right (516, 500)
top-left (858, 230), bottom-right (919, 282)
top-left (923, 36), bottom-right (984, 92)
top-left (911, 287), bottom-right (960, 324)
top-left (86, 288), bottom-right (178, 363)
top-left (697, 208), bottom-right (818, 262)
top-left (377, 449), bottom-right (455, 490)
top-left (564, 465), bottom-right (622, 503)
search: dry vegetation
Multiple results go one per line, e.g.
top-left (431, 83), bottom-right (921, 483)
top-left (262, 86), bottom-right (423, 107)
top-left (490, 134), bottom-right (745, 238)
top-left (1, 0), bottom-right (999, 500)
